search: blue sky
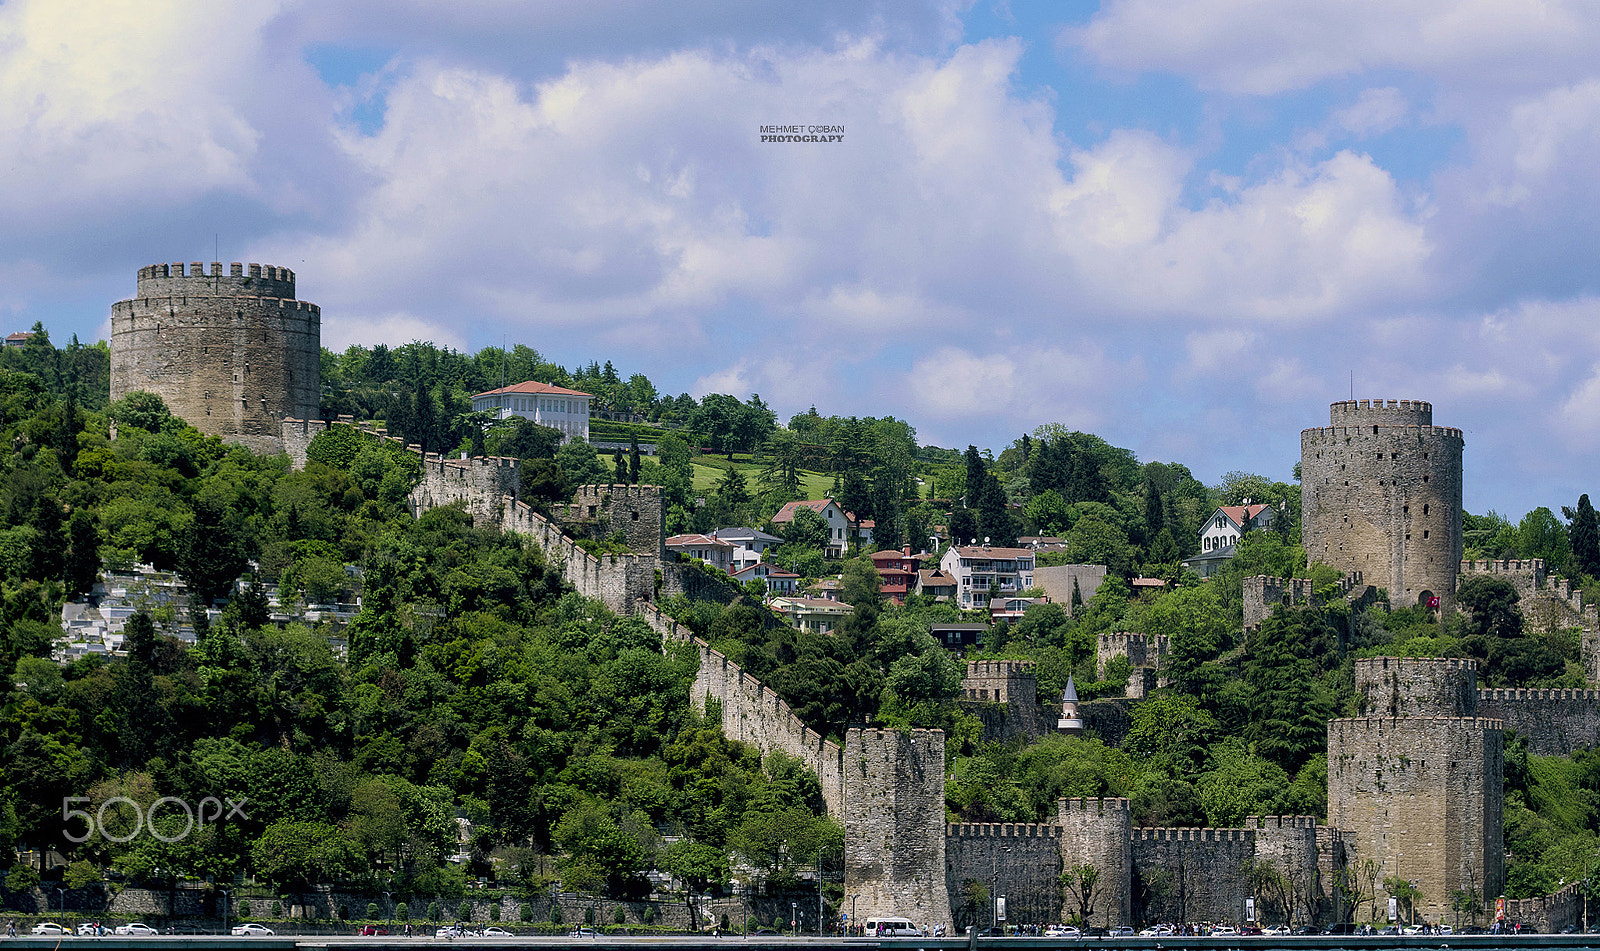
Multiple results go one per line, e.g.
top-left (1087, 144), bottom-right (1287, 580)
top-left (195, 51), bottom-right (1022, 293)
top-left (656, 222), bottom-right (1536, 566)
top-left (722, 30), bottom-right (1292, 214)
top-left (4, 0), bottom-right (1600, 519)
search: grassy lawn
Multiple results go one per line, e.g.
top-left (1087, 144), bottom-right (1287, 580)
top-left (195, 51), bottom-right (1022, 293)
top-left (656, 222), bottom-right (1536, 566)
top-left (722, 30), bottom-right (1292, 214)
top-left (690, 458), bottom-right (833, 501)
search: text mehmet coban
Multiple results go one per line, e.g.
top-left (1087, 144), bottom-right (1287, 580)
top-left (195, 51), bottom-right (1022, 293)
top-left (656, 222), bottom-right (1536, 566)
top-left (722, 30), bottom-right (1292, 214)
top-left (759, 125), bottom-right (845, 143)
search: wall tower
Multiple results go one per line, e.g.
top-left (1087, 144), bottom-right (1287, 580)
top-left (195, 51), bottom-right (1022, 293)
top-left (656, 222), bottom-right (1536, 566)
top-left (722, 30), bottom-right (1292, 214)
top-left (844, 728), bottom-right (951, 929)
top-left (111, 262), bottom-right (320, 453)
top-left (1301, 400), bottom-right (1463, 612)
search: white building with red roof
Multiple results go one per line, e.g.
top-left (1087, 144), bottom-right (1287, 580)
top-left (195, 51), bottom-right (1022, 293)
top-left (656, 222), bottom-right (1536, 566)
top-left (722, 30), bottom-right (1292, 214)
top-left (1199, 503), bottom-right (1276, 554)
top-left (771, 499), bottom-right (874, 557)
top-left (938, 543), bottom-right (1036, 610)
top-left (730, 561), bottom-right (800, 596)
top-left (665, 533), bottom-right (735, 573)
top-left (471, 380), bottom-right (593, 443)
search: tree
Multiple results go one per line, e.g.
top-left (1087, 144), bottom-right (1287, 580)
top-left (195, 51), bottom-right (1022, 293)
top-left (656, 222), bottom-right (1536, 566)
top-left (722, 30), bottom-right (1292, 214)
top-left (1456, 575), bottom-right (1522, 640)
top-left (1060, 864), bottom-right (1100, 926)
top-left (661, 840), bottom-right (728, 931)
top-left (1568, 494), bottom-right (1600, 578)
top-left (182, 496), bottom-right (247, 605)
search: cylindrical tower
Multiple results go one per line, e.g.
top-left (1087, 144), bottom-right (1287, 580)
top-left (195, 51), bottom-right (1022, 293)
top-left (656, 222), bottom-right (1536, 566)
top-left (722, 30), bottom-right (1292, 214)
top-left (110, 261), bottom-right (320, 452)
top-left (1353, 656), bottom-right (1478, 719)
top-left (1301, 399), bottom-right (1463, 612)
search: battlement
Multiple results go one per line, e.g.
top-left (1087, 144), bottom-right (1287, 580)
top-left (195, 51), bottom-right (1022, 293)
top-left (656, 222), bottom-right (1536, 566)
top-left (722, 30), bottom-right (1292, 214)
top-left (1355, 655), bottom-right (1478, 673)
top-left (1480, 688), bottom-right (1600, 702)
top-left (964, 660), bottom-right (1036, 678)
top-left (1301, 424), bottom-right (1464, 440)
top-left (1462, 558), bottom-right (1546, 575)
top-left (1132, 827), bottom-right (1254, 843)
top-left (1057, 797), bottom-right (1131, 817)
top-left (946, 822), bottom-right (1063, 839)
top-left (1330, 716), bottom-right (1504, 729)
top-left (134, 261), bottom-right (296, 300)
top-left (568, 483), bottom-right (663, 503)
top-left (1328, 399), bottom-right (1432, 426)
top-left (852, 726), bottom-right (944, 742)
top-left (1246, 815), bottom-right (1318, 830)
top-left (1096, 632), bottom-right (1168, 675)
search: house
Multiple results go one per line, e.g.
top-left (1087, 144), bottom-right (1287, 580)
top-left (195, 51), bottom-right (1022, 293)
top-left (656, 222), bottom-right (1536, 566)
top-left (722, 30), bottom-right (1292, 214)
top-left (4, 331), bottom-right (33, 348)
top-left (1017, 536), bottom-right (1069, 552)
top-left (1182, 502), bottom-right (1278, 578)
top-left (929, 621), bottom-right (988, 650)
top-left (1032, 564), bottom-right (1106, 616)
top-left (665, 533), bottom-right (735, 573)
top-left (807, 578), bottom-right (844, 601)
top-left (470, 381), bottom-right (593, 444)
top-left (712, 527), bottom-right (785, 572)
top-left (938, 544), bottom-right (1036, 610)
top-left (917, 568), bottom-right (958, 602)
top-left (869, 547), bottom-right (922, 605)
top-left (990, 596), bottom-right (1048, 623)
top-left (1200, 503), bottom-right (1275, 554)
top-left (770, 499), bottom-right (872, 557)
top-left (730, 561), bottom-right (800, 597)
top-left (771, 596), bottom-right (853, 634)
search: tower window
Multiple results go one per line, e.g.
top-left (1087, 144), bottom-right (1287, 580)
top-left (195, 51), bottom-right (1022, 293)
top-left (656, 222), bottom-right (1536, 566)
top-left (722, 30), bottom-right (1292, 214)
top-left (1423, 504), bottom-right (1429, 516)
top-left (1423, 530), bottom-right (1429, 538)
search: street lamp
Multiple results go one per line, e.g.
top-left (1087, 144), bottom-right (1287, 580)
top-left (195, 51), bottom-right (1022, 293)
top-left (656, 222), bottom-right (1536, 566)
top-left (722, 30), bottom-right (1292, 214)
top-left (791, 902), bottom-right (797, 934)
top-left (220, 888), bottom-right (231, 936)
top-left (993, 846), bottom-right (1012, 933)
top-left (384, 891), bottom-right (392, 926)
top-left (53, 887), bottom-right (66, 916)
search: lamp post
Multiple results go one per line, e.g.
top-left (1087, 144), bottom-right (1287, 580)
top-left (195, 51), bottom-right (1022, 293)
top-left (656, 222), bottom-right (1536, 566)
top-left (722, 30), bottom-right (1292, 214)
top-left (791, 902), bottom-right (797, 934)
top-left (53, 887), bottom-right (66, 917)
top-left (219, 888), bottom-right (231, 937)
top-left (384, 891), bottom-right (392, 927)
top-left (992, 846), bottom-right (1012, 933)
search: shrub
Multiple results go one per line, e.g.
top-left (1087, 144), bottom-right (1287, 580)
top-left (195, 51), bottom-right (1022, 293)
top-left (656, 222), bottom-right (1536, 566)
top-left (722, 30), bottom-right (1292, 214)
top-left (238, 901), bottom-right (251, 918)
top-left (519, 903), bottom-right (532, 923)
top-left (642, 907), bottom-right (655, 925)
top-left (489, 905), bottom-right (500, 922)
top-left (614, 907), bottom-right (626, 925)
top-left (367, 903), bottom-right (380, 920)
top-left (271, 901), bottom-right (283, 918)
top-left (396, 902), bottom-right (408, 921)
top-left (427, 902), bottom-right (440, 922)
top-left (584, 907), bottom-right (595, 925)
top-left (549, 904), bottom-right (563, 925)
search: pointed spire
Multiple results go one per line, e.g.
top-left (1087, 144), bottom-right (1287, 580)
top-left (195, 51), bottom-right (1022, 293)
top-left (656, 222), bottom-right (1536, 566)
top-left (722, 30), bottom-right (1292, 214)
top-left (1062, 675), bottom-right (1079, 704)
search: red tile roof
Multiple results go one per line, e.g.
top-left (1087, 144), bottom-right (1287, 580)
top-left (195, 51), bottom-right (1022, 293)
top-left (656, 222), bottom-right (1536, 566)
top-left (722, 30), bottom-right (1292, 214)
top-left (472, 380), bottom-right (593, 400)
top-left (666, 534), bottom-right (733, 549)
top-left (949, 545), bottom-right (1036, 559)
top-left (1217, 503), bottom-right (1273, 527)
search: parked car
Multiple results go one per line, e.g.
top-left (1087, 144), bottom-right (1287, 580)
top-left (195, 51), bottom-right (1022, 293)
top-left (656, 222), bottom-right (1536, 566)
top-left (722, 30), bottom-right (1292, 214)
top-left (231, 923), bottom-right (276, 936)
top-left (359, 925), bottom-right (390, 936)
top-left (567, 928), bottom-right (599, 938)
top-left (76, 923), bottom-right (107, 936)
top-left (1048, 925), bottom-right (1084, 937)
top-left (481, 928), bottom-right (515, 937)
top-left (31, 923), bottom-right (68, 935)
top-left (116, 923), bottom-right (160, 936)
top-left (1107, 926), bottom-right (1136, 937)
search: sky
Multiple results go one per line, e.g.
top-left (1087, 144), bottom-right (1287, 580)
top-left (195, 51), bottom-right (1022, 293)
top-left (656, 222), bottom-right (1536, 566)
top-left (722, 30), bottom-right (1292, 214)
top-left (4, 0), bottom-right (1600, 518)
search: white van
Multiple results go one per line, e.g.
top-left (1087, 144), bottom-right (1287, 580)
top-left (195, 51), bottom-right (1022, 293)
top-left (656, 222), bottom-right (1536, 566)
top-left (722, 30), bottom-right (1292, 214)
top-left (863, 917), bottom-right (923, 937)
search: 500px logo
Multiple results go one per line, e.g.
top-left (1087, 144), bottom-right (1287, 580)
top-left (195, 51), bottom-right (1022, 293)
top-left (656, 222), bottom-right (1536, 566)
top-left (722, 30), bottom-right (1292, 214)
top-left (62, 796), bottom-right (249, 843)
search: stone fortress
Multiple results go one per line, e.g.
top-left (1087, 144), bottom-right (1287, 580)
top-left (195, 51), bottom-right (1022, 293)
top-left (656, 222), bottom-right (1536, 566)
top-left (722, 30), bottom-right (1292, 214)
top-left (111, 262), bottom-right (320, 454)
top-left (105, 285), bottom-right (1600, 933)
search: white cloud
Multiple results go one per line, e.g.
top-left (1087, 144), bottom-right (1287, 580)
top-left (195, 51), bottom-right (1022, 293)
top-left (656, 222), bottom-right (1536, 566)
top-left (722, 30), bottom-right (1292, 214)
top-left (1333, 87), bottom-right (1409, 138)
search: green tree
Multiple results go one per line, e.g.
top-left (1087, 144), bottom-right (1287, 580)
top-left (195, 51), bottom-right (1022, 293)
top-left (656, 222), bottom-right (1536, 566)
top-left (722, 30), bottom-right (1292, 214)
top-left (661, 840), bottom-right (729, 931)
top-left (1568, 494), bottom-right (1600, 578)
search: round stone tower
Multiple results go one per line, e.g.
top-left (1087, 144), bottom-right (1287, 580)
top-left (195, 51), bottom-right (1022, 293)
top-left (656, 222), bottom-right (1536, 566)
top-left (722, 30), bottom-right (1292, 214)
top-left (1301, 399), bottom-right (1463, 612)
top-left (110, 261), bottom-right (320, 453)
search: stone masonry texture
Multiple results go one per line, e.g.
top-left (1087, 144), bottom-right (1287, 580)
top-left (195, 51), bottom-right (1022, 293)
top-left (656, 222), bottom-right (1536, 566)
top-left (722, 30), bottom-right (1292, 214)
top-left (844, 728), bottom-right (951, 931)
top-left (1301, 400), bottom-right (1463, 613)
top-left (113, 263), bottom-right (319, 453)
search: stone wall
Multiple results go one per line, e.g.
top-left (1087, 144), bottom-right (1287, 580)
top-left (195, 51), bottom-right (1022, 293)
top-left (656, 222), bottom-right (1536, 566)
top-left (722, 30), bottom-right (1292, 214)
top-left (549, 485), bottom-right (665, 555)
top-left (945, 823), bottom-right (1063, 930)
top-left (843, 728), bottom-right (950, 931)
top-left (1096, 633), bottom-right (1169, 679)
top-left (1502, 882), bottom-right (1583, 933)
top-left (1057, 798), bottom-right (1131, 928)
top-left (1477, 688), bottom-right (1600, 755)
top-left (112, 262), bottom-right (319, 451)
top-left (1033, 565), bottom-right (1106, 615)
top-left (1353, 656), bottom-right (1478, 719)
top-left (958, 661), bottom-right (1041, 742)
top-left (1326, 716), bottom-right (1504, 921)
top-left (689, 641), bottom-right (847, 817)
top-left (1301, 399), bottom-right (1463, 614)
top-left (1130, 827), bottom-right (1254, 925)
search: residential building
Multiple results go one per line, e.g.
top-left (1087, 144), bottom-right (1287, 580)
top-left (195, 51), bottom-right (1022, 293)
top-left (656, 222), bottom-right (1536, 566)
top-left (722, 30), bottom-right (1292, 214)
top-left (869, 547), bottom-right (922, 604)
top-left (470, 380), bottom-right (593, 444)
top-left (771, 499), bottom-right (872, 557)
top-left (1017, 536), bottom-right (1069, 552)
top-left (938, 544), bottom-right (1036, 610)
top-left (917, 567), bottom-right (958, 602)
top-left (990, 595), bottom-right (1047, 623)
top-left (712, 527), bottom-right (785, 572)
top-left (1182, 502), bottom-right (1278, 578)
top-left (665, 533), bottom-right (735, 573)
top-left (1032, 564), bottom-right (1106, 616)
top-left (1199, 503), bottom-right (1275, 554)
top-left (771, 596), bottom-right (852, 635)
top-left (731, 561), bottom-right (800, 597)
top-left (929, 621), bottom-right (988, 650)
top-left (5, 331), bottom-right (33, 348)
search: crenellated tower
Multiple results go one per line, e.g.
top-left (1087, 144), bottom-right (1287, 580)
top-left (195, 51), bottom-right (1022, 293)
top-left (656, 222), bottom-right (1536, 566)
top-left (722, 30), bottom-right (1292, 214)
top-left (1301, 400), bottom-right (1463, 613)
top-left (112, 262), bottom-right (320, 453)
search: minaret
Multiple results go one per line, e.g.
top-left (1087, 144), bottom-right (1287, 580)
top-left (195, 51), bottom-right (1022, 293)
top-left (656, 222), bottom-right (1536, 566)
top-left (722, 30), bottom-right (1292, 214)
top-left (1057, 676), bottom-right (1084, 733)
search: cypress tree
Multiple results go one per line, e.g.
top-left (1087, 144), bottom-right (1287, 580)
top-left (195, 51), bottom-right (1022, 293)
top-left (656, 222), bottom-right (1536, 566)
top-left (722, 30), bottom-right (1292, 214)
top-left (1572, 494), bottom-right (1600, 578)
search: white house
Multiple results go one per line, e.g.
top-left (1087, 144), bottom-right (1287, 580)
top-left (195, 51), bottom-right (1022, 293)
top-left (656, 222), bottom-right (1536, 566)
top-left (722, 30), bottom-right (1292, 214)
top-left (471, 381), bottom-right (593, 444)
top-left (712, 527), bottom-right (786, 572)
top-left (938, 544), bottom-right (1036, 610)
top-left (665, 534), bottom-right (735, 573)
top-left (1199, 503), bottom-right (1276, 554)
top-left (771, 499), bottom-right (854, 558)
top-left (731, 561), bottom-right (800, 596)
